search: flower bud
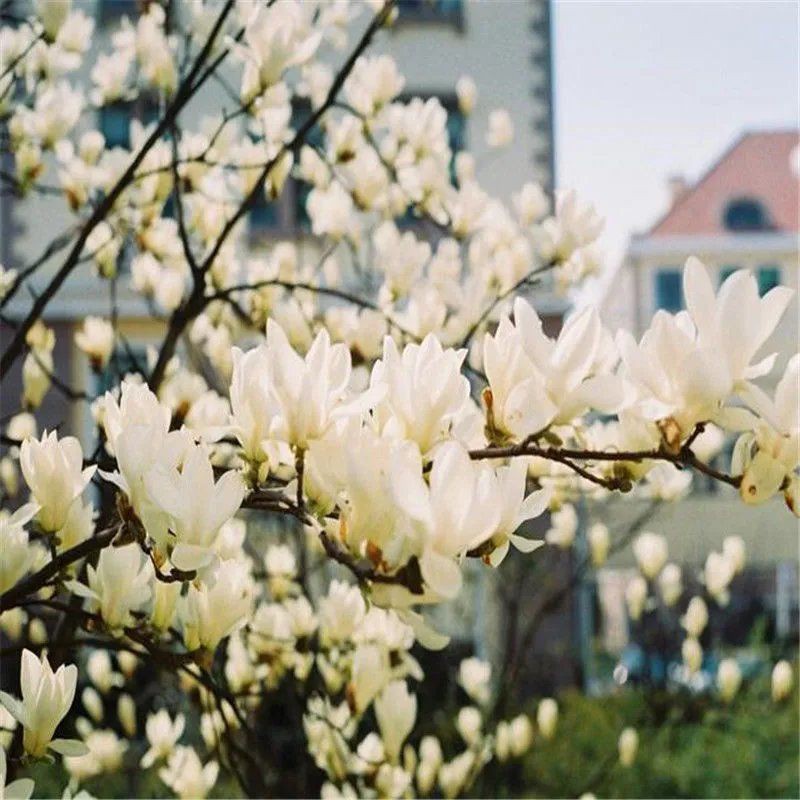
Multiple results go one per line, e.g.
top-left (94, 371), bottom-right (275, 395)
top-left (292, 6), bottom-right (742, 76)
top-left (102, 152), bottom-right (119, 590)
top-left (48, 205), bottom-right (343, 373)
top-left (618, 727), bottom-right (638, 767)
top-left (536, 698), bottom-right (557, 740)
top-left (682, 637), bottom-right (702, 674)
top-left (117, 693), bottom-right (137, 737)
top-left (588, 523), bottom-right (610, 567)
top-left (771, 660), bottom-right (793, 702)
top-left (717, 658), bottom-right (741, 702)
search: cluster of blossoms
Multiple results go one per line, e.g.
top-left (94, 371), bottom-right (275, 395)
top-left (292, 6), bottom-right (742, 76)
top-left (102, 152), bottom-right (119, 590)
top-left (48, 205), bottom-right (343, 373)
top-left (0, 1), bottom-right (797, 797)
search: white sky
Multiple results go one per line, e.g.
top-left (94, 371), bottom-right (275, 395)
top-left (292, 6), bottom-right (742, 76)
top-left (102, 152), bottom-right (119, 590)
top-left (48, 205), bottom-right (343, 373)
top-left (553, 0), bottom-right (800, 269)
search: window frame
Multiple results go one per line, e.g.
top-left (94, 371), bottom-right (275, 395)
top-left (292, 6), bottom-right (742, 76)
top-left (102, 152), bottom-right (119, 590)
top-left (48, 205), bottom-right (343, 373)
top-left (653, 267), bottom-right (683, 313)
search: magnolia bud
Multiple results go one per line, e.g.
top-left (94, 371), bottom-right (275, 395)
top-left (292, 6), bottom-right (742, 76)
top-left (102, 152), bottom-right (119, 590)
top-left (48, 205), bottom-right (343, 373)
top-left (681, 596), bottom-right (708, 638)
top-left (722, 536), bottom-right (746, 574)
top-left (456, 706), bottom-right (482, 747)
top-left (455, 75), bottom-right (477, 115)
top-left (82, 686), bottom-right (104, 723)
top-left (537, 698), bottom-right (558, 740)
top-left (682, 637), bottom-right (703, 674)
top-left (771, 660), bottom-right (793, 702)
top-left (658, 563), bottom-right (682, 606)
top-left (625, 575), bottom-right (647, 621)
top-left (494, 721), bottom-right (510, 762)
top-left (117, 693), bottom-right (137, 737)
top-left (717, 658), bottom-right (741, 702)
top-left (633, 531), bottom-right (668, 579)
top-left (508, 714), bottom-right (533, 757)
top-left (588, 523), bottom-right (610, 567)
top-left (618, 727), bottom-right (638, 767)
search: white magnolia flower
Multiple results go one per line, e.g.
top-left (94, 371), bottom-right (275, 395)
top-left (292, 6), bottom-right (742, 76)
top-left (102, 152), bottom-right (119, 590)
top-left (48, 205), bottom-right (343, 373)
top-left (75, 317), bottom-right (114, 370)
top-left (484, 298), bottom-right (622, 440)
top-left (704, 550), bottom-right (736, 606)
top-left (682, 637), bottom-right (702, 673)
top-left (375, 681), bottom-right (416, 764)
top-left (618, 727), bottom-right (639, 767)
top-left (737, 354), bottom-right (799, 508)
top-left (419, 442), bottom-right (501, 598)
top-left (456, 706), bottom-right (482, 746)
top-left (681, 596), bottom-right (708, 638)
top-left (619, 259), bottom-right (792, 443)
top-left (70, 544), bottom-right (152, 631)
top-left (458, 658), bottom-right (492, 706)
top-left (141, 709), bottom-right (185, 768)
top-left (722, 535), bottom-right (746, 574)
top-left (455, 75), bottom-right (477, 114)
top-left (20, 431), bottom-right (95, 533)
top-left (632, 531), bottom-right (668, 579)
top-left (371, 334), bottom-right (470, 456)
top-left (267, 320), bottom-right (373, 448)
top-left (180, 558), bottom-right (254, 652)
top-left (482, 459), bottom-right (548, 565)
top-left (771, 660), bottom-right (793, 702)
top-left (0, 503), bottom-right (39, 593)
top-left (717, 658), bottom-right (742, 702)
top-left (545, 504), bottom-right (577, 549)
top-left (486, 108), bottom-right (514, 148)
top-left (145, 443), bottom-right (245, 571)
top-left (536, 697), bottom-right (558, 740)
top-left (625, 575), bottom-right (647, 621)
top-left (658, 563), bottom-right (683, 606)
top-left (587, 522), bottom-right (610, 567)
top-left (0, 649), bottom-right (87, 758)
top-left (159, 746), bottom-right (219, 800)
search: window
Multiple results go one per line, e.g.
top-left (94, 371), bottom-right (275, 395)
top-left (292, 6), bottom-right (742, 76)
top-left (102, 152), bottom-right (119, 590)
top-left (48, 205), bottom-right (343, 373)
top-left (757, 265), bottom-right (781, 296)
top-left (97, 0), bottom-right (140, 25)
top-left (723, 197), bottom-right (770, 232)
top-left (719, 265), bottom-right (738, 286)
top-left (396, 0), bottom-right (463, 25)
top-left (99, 98), bottom-right (159, 149)
top-left (654, 268), bottom-right (682, 312)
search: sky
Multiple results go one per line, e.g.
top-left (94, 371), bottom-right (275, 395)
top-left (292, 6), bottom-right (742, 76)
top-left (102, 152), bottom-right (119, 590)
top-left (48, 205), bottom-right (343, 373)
top-left (553, 0), bottom-right (799, 271)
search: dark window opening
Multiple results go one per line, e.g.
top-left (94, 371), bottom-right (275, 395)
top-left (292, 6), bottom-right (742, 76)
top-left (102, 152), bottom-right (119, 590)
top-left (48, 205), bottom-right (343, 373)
top-left (723, 197), bottom-right (771, 232)
top-left (654, 268), bottom-right (682, 312)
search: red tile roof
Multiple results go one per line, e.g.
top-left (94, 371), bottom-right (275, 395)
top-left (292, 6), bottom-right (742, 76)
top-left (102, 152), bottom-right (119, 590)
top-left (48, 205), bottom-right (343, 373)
top-left (648, 130), bottom-right (800, 236)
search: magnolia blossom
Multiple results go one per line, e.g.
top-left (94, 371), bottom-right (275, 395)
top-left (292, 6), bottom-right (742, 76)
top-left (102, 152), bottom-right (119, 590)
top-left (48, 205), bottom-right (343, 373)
top-left (618, 727), bottom-right (639, 767)
top-left (145, 443), bottom-right (246, 571)
top-left (619, 259), bottom-right (791, 444)
top-left (771, 660), bottom-right (793, 702)
top-left (587, 522), bottom-right (610, 566)
top-left (0, 649), bottom-right (86, 758)
top-left (682, 637), bottom-right (702, 673)
top-left (682, 596), bottom-right (708, 638)
top-left (455, 75), bottom-right (477, 114)
top-left (545, 504), bottom-right (577, 549)
top-left (717, 658), bottom-right (742, 702)
top-left (704, 550), bottom-right (736, 605)
top-left (374, 681), bottom-right (416, 763)
top-left (625, 575), bottom-right (648, 621)
top-left (658, 563), bottom-right (683, 606)
top-left (370, 334), bottom-right (471, 456)
top-left (536, 697), bottom-right (558, 739)
top-left (19, 431), bottom-right (95, 533)
top-left (737, 354), bottom-right (799, 508)
top-left (159, 746), bottom-right (219, 800)
top-left (632, 531), bottom-right (668, 579)
top-left (486, 109), bottom-right (514, 148)
top-left (75, 316), bottom-right (114, 369)
top-left (484, 298), bottom-right (622, 440)
top-left (69, 544), bottom-right (152, 631)
top-left (180, 558), bottom-right (254, 652)
top-left (458, 658), bottom-right (492, 706)
top-left (142, 710), bottom-right (185, 768)
top-left (0, 503), bottom-right (39, 593)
